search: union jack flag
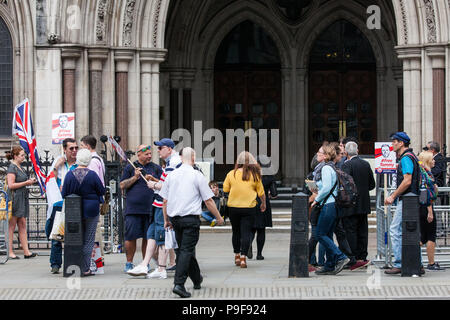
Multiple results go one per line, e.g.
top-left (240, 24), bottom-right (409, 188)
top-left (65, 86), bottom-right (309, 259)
top-left (12, 99), bottom-right (47, 194)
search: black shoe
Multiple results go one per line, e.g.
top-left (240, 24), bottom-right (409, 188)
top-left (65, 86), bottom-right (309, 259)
top-left (24, 252), bottom-right (37, 259)
top-left (256, 255), bottom-right (264, 260)
top-left (173, 285), bottom-right (191, 298)
top-left (420, 267), bottom-right (425, 275)
top-left (331, 257), bottom-right (350, 275)
top-left (51, 267), bottom-right (60, 274)
top-left (247, 244), bottom-right (253, 259)
top-left (314, 267), bottom-right (335, 275)
top-left (193, 275), bottom-right (203, 290)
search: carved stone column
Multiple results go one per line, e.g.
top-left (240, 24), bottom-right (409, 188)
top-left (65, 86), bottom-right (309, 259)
top-left (61, 49), bottom-right (81, 113)
top-left (114, 50), bottom-right (134, 151)
top-left (88, 49), bottom-right (108, 141)
top-left (140, 50), bottom-right (166, 162)
top-left (426, 46), bottom-right (446, 146)
top-left (397, 48), bottom-right (422, 152)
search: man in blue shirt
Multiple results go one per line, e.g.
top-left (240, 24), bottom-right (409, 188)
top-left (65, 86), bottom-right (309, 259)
top-left (384, 132), bottom-right (420, 275)
top-left (120, 145), bottom-right (162, 272)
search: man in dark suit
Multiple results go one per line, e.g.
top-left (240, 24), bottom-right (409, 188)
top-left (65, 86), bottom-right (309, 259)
top-left (341, 141), bottom-right (376, 270)
top-left (426, 141), bottom-right (446, 188)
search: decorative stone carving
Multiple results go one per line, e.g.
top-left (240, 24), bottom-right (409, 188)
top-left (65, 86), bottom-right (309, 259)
top-left (96, 0), bottom-right (110, 42)
top-left (123, 0), bottom-right (136, 46)
top-left (423, 0), bottom-right (437, 43)
top-left (47, 33), bottom-right (59, 44)
top-left (270, 0), bottom-right (314, 25)
top-left (36, 0), bottom-right (47, 44)
top-left (152, 0), bottom-right (162, 47)
top-left (399, 0), bottom-right (408, 44)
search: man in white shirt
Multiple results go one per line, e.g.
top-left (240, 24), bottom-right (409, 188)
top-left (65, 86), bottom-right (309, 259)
top-left (160, 147), bottom-right (224, 298)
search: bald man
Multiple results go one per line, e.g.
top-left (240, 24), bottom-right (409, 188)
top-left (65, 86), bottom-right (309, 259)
top-left (119, 144), bottom-right (163, 272)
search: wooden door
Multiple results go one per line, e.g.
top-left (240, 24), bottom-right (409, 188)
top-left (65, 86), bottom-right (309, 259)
top-left (214, 70), bottom-right (281, 180)
top-left (309, 70), bottom-right (377, 159)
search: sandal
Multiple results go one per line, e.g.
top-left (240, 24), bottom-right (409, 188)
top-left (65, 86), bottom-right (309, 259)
top-left (10, 255), bottom-right (20, 260)
top-left (235, 254), bottom-right (241, 266)
top-left (240, 256), bottom-right (247, 269)
top-left (83, 271), bottom-right (95, 277)
top-left (24, 253), bottom-right (37, 259)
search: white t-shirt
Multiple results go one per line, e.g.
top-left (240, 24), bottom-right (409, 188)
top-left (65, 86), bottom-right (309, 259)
top-left (159, 164), bottom-right (214, 217)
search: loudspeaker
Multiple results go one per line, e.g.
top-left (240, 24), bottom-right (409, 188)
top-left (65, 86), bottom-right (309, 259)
top-left (289, 193), bottom-right (309, 277)
top-left (63, 194), bottom-right (84, 278)
top-left (401, 193), bottom-right (421, 277)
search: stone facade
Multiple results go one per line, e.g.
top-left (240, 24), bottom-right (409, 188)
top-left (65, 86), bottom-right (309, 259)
top-left (0, 0), bottom-right (448, 183)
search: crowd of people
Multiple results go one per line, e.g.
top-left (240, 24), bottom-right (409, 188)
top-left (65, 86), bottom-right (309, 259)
top-left (2, 131), bottom-right (448, 297)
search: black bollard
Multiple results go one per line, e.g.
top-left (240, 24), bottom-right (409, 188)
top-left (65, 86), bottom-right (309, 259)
top-left (63, 194), bottom-right (84, 278)
top-left (289, 192), bottom-right (309, 277)
top-left (401, 193), bottom-right (421, 277)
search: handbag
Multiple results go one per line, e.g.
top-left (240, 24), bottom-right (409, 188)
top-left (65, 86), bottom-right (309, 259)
top-left (100, 190), bottom-right (110, 215)
top-left (309, 181), bottom-right (337, 226)
top-left (164, 228), bottom-right (178, 249)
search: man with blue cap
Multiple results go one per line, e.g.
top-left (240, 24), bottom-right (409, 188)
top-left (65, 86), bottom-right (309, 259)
top-left (384, 132), bottom-right (422, 275)
top-left (127, 138), bottom-right (181, 279)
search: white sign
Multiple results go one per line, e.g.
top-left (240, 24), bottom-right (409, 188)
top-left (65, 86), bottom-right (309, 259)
top-left (52, 113), bottom-right (75, 144)
top-left (374, 142), bottom-right (397, 174)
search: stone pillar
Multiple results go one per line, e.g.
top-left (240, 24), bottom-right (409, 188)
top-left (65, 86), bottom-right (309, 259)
top-left (114, 50), bottom-right (134, 151)
top-left (376, 68), bottom-right (387, 140)
top-left (427, 46), bottom-right (446, 146)
top-left (296, 68), bottom-right (308, 184)
top-left (140, 50), bottom-right (166, 163)
top-left (397, 48), bottom-right (422, 152)
top-left (88, 49), bottom-right (108, 142)
top-left (61, 49), bottom-right (81, 113)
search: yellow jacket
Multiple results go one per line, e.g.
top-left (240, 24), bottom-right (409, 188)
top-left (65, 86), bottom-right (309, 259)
top-left (223, 169), bottom-right (265, 208)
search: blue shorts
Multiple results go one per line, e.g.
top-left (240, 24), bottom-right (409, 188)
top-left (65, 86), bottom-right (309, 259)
top-left (124, 214), bottom-right (151, 241)
top-left (147, 207), bottom-right (165, 246)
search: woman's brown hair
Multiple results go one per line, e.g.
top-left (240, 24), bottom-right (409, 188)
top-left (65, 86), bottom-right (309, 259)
top-left (234, 151), bottom-right (261, 182)
top-left (322, 144), bottom-right (337, 162)
top-left (6, 146), bottom-right (23, 161)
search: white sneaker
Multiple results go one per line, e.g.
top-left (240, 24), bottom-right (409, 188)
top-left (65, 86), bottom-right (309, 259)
top-left (147, 268), bottom-right (167, 279)
top-left (127, 264), bottom-right (148, 276)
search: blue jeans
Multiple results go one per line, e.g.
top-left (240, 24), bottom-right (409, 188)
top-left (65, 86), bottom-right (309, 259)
top-left (201, 211), bottom-right (216, 223)
top-left (316, 203), bottom-right (347, 271)
top-left (45, 207), bottom-right (63, 269)
top-left (390, 201), bottom-right (402, 268)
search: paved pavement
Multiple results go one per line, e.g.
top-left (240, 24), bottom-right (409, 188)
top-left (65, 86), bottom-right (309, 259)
top-left (0, 232), bottom-right (449, 300)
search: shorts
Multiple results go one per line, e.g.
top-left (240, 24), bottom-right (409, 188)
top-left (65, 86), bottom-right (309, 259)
top-left (124, 214), bottom-right (151, 241)
top-left (146, 207), bottom-right (165, 246)
top-left (419, 205), bottom-right (436, 244)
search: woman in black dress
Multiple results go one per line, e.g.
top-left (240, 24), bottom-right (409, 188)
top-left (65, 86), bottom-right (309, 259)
top-left (248, 156), bottom-right (278, 260)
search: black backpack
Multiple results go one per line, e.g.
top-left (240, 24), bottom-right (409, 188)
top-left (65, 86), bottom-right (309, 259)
top-left (332, 167), bottom-right (358, 208)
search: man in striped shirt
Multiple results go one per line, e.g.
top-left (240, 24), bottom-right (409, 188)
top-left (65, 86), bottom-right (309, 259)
top-left (127, 138), bottom-right (181, 279)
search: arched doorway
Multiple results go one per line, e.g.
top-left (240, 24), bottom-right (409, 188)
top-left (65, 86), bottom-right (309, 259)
top-left (0, 17), bottom-right (13, 137)
top-left (308, 19), bottom-right (377, 157)
top-left (214, 20), bottom-right (282, 179)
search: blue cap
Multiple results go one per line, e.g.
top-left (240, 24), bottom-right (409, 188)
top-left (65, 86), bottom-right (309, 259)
top-left (390, 132), bottom-right (410, 144)
top-left (154, 138), bottom-right (175, 149)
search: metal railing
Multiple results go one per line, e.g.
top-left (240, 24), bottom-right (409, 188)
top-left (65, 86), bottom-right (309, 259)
top-left (374, 184), bottom-right (450, 268)
top-left (0, 147), bottom-right (126, 253)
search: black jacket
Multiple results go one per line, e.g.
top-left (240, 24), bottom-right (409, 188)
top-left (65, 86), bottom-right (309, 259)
top-left (342, 156), bottom-right (376, 215)
top-left (431, 153), bottom-right (446, 187)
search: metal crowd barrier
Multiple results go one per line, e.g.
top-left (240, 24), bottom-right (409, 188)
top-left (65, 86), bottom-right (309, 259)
top-left (0, 191), bottom-right (9, 264)
top-left (374, 186), bottom-right (450, 268)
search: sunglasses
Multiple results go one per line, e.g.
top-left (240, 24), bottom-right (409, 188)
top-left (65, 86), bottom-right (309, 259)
top-left (138, 146), bottom-right (151, 153)
top-left (68, 146), bottom-right (79, 151)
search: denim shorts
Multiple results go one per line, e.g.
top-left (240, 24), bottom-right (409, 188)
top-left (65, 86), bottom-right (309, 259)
top-left (124, 214), bottom-right (151, 241)
top-left (146, 207), bottom-right (165, 246)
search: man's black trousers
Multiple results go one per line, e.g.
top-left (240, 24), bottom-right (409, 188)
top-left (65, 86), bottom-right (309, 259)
top-left (170, 215), bottom-right (202, 287)
top-left (341, 214), bottom-right (369, 261)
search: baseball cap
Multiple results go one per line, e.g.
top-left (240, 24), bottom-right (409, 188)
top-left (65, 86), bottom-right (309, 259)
top-left (390, 132), bottom-right (410, 144)
top-left (154, 138), bottom-right (175, 149)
